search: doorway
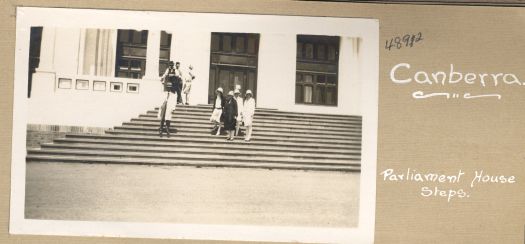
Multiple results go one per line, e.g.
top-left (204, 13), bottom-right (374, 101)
top-left (208, 32), bottom-right (259, 103)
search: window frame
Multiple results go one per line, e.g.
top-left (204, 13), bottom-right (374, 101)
top-left (295, 35), bottom-right (340, 106)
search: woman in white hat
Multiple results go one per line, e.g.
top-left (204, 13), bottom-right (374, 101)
top-left (210, 87), bottom-right (224, 136)
top-left (242, 90), bottom-right (256, 142)
top-left (234, 89), bottom-right (244, 136)
top-left (223, 90), bottom-right (238, 140)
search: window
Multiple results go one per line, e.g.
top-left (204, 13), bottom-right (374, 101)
top-left (115, 29), bottom-right (148, 79)
top-left (210, 33), bottom-right (259, 55)
top-left (58, 78), bottom-right (72, 89)
top-left (93, 81), bottom-right (106, 91)
top-left (127, 83), bottom-right (139, 93)
top-left (110, 82), bottom-right (123, 92)
top-left (75, 79), bottom-right (89, 90)
top-left (159, 31), bottom-right (172, 76)
top-left (295, 35), bottom-right (339, 106)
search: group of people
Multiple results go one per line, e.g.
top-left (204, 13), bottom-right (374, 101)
top-left (157, 60), bottom-right (256, 142)
top-left (210, 87), bottom-right (256, 142)
top-left (157, 61), bottom-right (194, 137)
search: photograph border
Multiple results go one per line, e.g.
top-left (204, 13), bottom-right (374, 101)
top-left (10, 7), bottom-right (378, 243)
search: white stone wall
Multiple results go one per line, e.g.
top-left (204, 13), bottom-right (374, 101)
top-left (26, 11), bottom-right (378, 128)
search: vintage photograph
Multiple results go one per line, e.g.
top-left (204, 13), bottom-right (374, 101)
top-left (11, 7), bottom-right (378, 243)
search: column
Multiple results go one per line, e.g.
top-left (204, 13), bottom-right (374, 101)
top-left (36, 27), bottom-right (56, 72)
top-left (144, 30), bottom-right (161, 80)
top-left (338, 37), bottom-right (361, 115)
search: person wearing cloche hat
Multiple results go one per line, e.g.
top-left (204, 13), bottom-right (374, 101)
top-left (222, 90), bottom-right (238, 140)
top-left (233, 89), bottom-right (244, 136)
top-left (242, 90), bottom-right (256, 142)
top-left (210, 87), bottom-right (225, 136)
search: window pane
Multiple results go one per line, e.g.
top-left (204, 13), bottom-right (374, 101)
top-left (118, 30), bottom-right (129, 42)
top-left (316, 75), bottom-right (326, 84)
top-left (295, 85), bottom-right (302, 103)
top-left (305, 44), bottom-right (314, 59)
top-left (247, 71), bottom-right (256, 92)
top-left (247, 35), bottom-right (257, 54)
top-left (303, 86), bottom-right (312, 103)
top-left (132, 31), bottom-right (142, 44)
top-left (130, 47), bottom-right (146, 57)
top-left (141, 31), bottom-right (148, 44)
top-left (314, 85), bottom-right (325, 104)
top-left (211, 34), bottom-right (220, 51)
top-left (328, 45), bottom-right (337, 61)
top-left (159, 49), bottom-right (170, 59)
top-left (160, 31), bottom-right (171, 46)
top-left (326, 86), bottom-right (337, 105)
top-left (304, 74), bottom-right (313, 83)
top-left (317, 44), bottom-right (326, 60)
top-left (327, 75), bottom-right (337, 84)
top-left (235, 36), bottom-right (245, 53)
top-left (222, 35), bottom-right (232, 52)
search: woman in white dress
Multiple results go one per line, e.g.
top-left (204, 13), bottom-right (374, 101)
top-left (242, 90), bottom-right (256, 142)
top-left (210, 87), bottom-right (225, 136)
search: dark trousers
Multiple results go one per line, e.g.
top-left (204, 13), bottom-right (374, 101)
top-left (176, 78), bottom-right (183, 103)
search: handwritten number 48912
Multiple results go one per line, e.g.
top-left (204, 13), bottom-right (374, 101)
top-left (385, 32), bottom-right (423, 51)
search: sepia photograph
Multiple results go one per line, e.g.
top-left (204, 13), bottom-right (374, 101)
top-left (10, 7), bottom-right (378, 243)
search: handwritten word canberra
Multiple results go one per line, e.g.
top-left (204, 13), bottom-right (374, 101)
top-left (390, 63), bottom-right (523, 87)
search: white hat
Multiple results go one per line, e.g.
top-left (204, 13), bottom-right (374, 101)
top-left (216, 87), bottom-right (223, 93)
top-left (234, 89), bottom-right (241, 94)
top-left (246, 90), bottom-right (253, 95)
top-left (227, 91), bottom-right (234, 96)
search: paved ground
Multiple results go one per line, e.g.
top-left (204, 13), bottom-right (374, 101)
top-left (25, 162), bottom-right (359, 228)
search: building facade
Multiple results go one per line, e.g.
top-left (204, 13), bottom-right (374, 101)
top-left (26, 13), bottom-right (375, 128)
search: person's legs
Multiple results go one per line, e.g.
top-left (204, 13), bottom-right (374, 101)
top-left (245, 125), bottom-right (252, 141)
top-left (165, 120), bottom-right (171, 137)
top-left (159, 118), bottom-right (165, 137)
top-left (235, 120), bottom-right (240, 136)
top-left (215, 121), bottom-right (221, 136)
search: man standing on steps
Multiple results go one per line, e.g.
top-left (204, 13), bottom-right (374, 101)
top-left (158, 61), bottom-right (180, 137)
top-left (174, 61), bottom-right (184, 105)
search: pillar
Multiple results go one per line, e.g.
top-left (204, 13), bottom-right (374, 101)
top-left (144, 30), bottom-right (161, 80)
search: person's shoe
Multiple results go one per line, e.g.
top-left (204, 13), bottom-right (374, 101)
top-left (185, 103), bottom-right (189, 105)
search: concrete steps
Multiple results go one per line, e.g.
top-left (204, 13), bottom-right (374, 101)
top-left (62, 133), bottom-right (360, 150)
top-left (26, 154), bottom-right (361, 172)
top-left (26, 104), bottom-right (363, 172)
top-left (113, 124), bottom-right (360, 140)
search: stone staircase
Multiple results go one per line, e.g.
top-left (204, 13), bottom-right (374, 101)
top-left (26, 105), bottom-right (362, 172)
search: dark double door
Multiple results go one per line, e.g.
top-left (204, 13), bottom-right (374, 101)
top-left (208, 33), bottom-right (259, 103)
top-left (209, 67), bottom-right (257, 101)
